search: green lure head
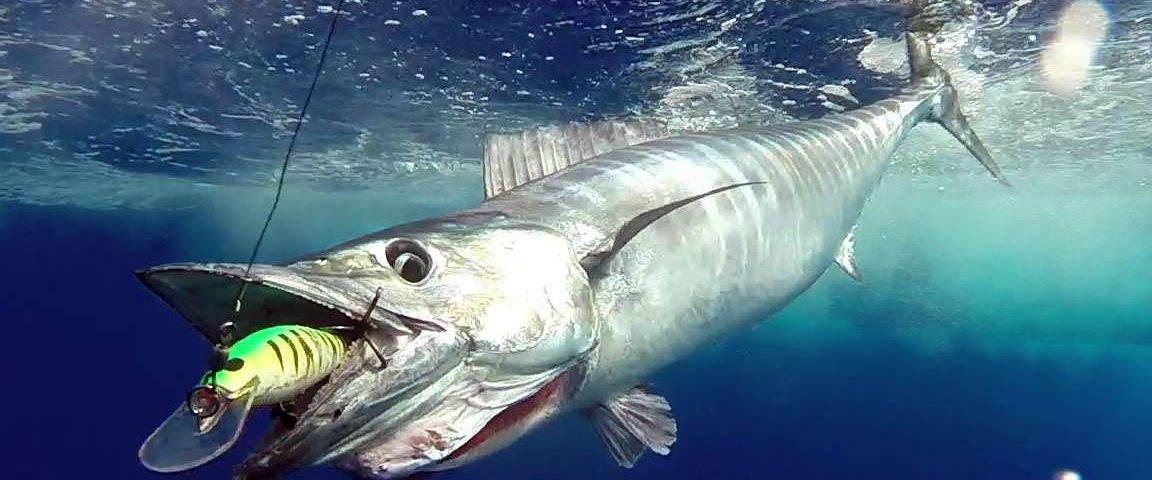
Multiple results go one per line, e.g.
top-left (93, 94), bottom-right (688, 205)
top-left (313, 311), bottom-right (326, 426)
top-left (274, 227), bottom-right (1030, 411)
top-left (180, 324), bottom-right (269, 428)
top-left (197, 324), bottom-right (348, 406)
top-left (195, 325), bottom-right (290, 402)
top-left (138, 324), bottom-right (282, 474)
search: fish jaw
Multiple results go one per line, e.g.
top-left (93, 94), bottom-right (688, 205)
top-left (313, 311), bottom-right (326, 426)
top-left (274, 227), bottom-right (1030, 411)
top-left (338, 363), bottom-right (583, 479)
top-left (234, 334), bottom-right (583, 480)
top-left (234, 324), bottom-right (470, 479)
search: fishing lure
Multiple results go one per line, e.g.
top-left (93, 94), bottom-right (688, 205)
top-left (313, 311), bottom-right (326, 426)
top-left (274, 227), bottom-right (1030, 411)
top-left (138, 325), bottom-right (347, 473)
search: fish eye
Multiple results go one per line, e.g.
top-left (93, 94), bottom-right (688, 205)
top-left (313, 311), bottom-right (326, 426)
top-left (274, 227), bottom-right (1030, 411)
top-left (385, 239), bottom-right (432, 284)
top-left (394, 253), bottom-right (429, 283)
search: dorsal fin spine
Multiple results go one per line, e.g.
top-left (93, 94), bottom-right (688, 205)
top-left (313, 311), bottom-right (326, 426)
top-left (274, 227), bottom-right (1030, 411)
top-left (481, 120), bottom-right (671, 199)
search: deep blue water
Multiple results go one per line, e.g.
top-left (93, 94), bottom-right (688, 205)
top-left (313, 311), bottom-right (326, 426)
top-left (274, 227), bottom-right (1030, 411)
top-left (5, 186), bottom-right (1152, 480)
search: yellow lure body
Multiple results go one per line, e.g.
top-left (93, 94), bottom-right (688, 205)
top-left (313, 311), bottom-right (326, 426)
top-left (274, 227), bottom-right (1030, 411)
top-left (203, 324), bottom-right (347, 405)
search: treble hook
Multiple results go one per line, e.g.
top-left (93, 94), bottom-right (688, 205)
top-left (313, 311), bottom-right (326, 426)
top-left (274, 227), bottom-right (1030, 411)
top-left (186, 321), bottom-right (239, 419)
top-left (322, 287), bottom-right (390, 369)
top-left (359, 287), bottom-right (390, 370)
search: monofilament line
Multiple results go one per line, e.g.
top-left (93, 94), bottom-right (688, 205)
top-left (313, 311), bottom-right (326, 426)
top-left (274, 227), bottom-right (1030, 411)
top-left (234, 0), bottom-right (347, 311)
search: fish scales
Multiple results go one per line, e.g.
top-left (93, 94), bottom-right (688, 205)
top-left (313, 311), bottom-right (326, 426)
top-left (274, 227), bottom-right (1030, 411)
top-left (471, 89), bottom-right (935, 402)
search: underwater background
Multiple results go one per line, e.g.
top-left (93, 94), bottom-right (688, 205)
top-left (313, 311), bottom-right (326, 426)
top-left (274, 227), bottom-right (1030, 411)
top-left (2, 1), bottom-right (1149, 479)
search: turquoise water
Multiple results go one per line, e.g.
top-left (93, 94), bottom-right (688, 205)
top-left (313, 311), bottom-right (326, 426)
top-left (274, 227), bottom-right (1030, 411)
top-left (3, 171), bottom-right (1148, 479)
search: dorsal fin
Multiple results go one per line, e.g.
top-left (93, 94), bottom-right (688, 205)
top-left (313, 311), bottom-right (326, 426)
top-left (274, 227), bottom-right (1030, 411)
top-left (482, 120), bottom-right (671, 199)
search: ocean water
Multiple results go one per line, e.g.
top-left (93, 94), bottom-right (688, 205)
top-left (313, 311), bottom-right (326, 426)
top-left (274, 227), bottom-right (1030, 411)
top-left (6, 176), bottom-right (1152, 480)
top-left (2, 1), bottom-right (1150, 480)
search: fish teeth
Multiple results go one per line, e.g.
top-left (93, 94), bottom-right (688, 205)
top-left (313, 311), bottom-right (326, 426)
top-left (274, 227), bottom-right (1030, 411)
top-left (400, 315), bottom-right (447, 333)
top-left (378, 314), bottom-right (415, 336)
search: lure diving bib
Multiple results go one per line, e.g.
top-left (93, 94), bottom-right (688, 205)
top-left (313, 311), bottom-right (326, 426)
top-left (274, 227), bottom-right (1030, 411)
top-left (138, 325), bottom-right (347, 473)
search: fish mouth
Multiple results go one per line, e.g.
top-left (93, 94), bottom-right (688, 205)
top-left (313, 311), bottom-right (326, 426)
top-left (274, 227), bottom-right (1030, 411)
top-left (138, 262), bottom-right (583, 479)
top-left (136, 262), bottom-right (459, 478)
top-left (135, 262), bottom-right (435, 346)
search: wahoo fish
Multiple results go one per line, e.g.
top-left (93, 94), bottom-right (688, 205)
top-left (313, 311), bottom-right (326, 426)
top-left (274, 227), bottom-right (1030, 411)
top-left (135, 28), bottom-right (1008, 479)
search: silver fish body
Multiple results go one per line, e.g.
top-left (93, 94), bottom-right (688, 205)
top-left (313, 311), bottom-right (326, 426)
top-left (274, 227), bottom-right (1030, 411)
top-left (135, 30), bottom-right (1007, 480)
top-left (467, 33), bottom-right (1005, 410)
top-left (479, 105), bottom-right (929, 406)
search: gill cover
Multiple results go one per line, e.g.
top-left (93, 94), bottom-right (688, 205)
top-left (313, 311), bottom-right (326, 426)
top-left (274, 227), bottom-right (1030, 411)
top-left (138, 382), bottom-right (259, 473)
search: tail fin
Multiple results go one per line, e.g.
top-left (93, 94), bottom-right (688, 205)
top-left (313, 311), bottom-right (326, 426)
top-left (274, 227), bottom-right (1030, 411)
top-left (906, 31), bottom-right (1011, 186)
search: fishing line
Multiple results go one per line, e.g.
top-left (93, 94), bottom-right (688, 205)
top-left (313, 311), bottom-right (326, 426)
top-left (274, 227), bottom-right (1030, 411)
top-left (231, 0), bottom-right (347, 315)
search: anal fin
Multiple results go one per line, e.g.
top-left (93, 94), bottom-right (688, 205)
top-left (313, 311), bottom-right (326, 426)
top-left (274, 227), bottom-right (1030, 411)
top-left (835, 226), bottom-right (862, 283)
top-left (586, 386), bottom-right (677, 468)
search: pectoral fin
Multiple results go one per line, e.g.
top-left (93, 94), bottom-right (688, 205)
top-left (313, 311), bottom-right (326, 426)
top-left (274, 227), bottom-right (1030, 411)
top-left (834, 226), bottom-right (862, 283)
top-left (586, 386), bottom-right (677, 468)
top-left (581, 181), bottom-right (769, 278)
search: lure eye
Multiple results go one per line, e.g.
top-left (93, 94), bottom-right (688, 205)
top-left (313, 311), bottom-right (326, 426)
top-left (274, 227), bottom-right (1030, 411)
top-left (187, 386), bottom-right (222, 418)
top-left (223, 358), bottom-right (245, 372)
